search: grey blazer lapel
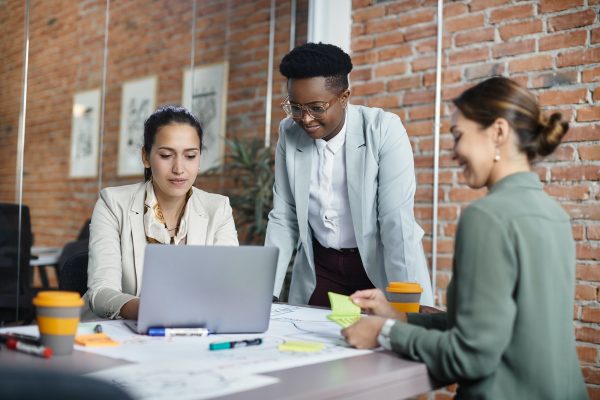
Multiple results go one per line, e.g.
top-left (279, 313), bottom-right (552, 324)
top-left (293, 126), bottom-right (314, 242)
top-left (129, 184), bottom-right (147, 294)
top-left (186, 192), bottom-right (208, 244)
top-left (345, 105), bottom-right (366, 239)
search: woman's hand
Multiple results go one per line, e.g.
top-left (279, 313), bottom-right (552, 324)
top-left (350, 289), bottom-right (407, 321)
top-left (119, 298), bottom-right (140, 320)
top-left (342, 316), bottom-right (386, 349)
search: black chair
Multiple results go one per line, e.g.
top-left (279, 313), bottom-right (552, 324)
top-left (59, 250), bottom-right (89, 296)
top-left (0, 203), bottom-right (34, 325)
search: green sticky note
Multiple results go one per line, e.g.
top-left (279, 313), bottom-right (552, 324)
top-left (279, 341), bottom-right (325, 353)
top-left (327, 292), bottom-right (361, 328)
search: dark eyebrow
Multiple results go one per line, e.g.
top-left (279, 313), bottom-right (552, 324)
top-left (157, 147), bottom-right (200, 152)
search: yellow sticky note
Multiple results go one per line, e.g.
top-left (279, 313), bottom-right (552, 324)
top-left (327, 292), bottom-right (361, 328)
top-left (278, 341), bottom-right (325, 353)
top-left (75, 333), bottom-right (119, 347)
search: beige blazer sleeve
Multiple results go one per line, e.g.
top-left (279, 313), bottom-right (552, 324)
top-left (84, 183), bottom-right (239, 319)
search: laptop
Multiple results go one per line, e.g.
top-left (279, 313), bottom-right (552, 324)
top-left (125, 244), bottom-right (279, 334)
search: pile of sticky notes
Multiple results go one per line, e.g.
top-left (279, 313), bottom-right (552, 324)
top-left (278, 341), bottom-right (325, 353)
top-left (75, 333), bottom-right (119, 347)
top-left (327, 292), bottom-right (361, 328)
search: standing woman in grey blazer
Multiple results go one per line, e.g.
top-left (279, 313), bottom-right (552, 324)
top-left (343, 77), bottom-right (587, 399)
top-left (265, 43), bottom-right (433, 306)
top-left (85, 106), bottom-right (238, 320)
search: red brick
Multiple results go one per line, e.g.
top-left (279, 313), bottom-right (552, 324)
top-left (578, 264), bottom-right (600, 281)
top-left (417, 171), bottom-right (454, 185)
top-left (540, 30), bottom-right (587, 52)
top-left (578, 243), bottom-right (600, 260)
top-left (573, 224), bottom-right (585, 240)
top-left (557, 48), bottom-right (600, 68)
top-left (444, 3), bottom-right (468, 18)
top-left (404, 24), bottom-right (437, 41)
top-left (424, 69), bottom-right (462, 87)
top-left (580, 145), bottom-right (600, 161)
top-left (593, 28), bottom-right (600, 45)
top-left (583, 307), bottom-right (600, 324)
top-left (374, 31), bottom-right (405, 47)
top-left (352, 50), bottom-right (378, 66)
top-left (530, 71), bottom-right (578, 89)
top-left (577, 107), bottom-right (600, 122)
top-left (398, 9), bottom-right (436, 27)
top-left (409, 105), bottom-right (435, 121)
top-left (539, 88), bottom-right (587, 106)
top-left (595, 87), bottom-right (600, 102)
top-left (445, 14), bottom-right (485, 34)
top-left (352, 23), bottom-right (366, 36)
top-left (490, 4), bottom-right (534, 23)
top-left (552, 165), bottom-right (600, 181)
top-left (366, 95), bottom-right (399, 109)
top-left (387, 76), bottom-right (421, 92)
top-left (416, 35), bottom-right (452, 53)
top-left (548, 9), bottom-right (596, 32)
top-left (540, 0), bottom-right (585, 13)
top-left (448, 187), bottom-right (486, 202)
top-left (350, 68), bottom-right (372, 82)
top-left (365, 18), bottom-right (401, 35)
top-left (352, 81), bottom-right (385, 96)
top-left (377, 44), bottom-right (412, 62)
top-left (374, 62), bottom-right (407, 78)
top-left (492, 40), bottom-right (535, 58)
top-left (509, 55), bottom-right (553, 73)
top-left (449, 47), bottom-right (489, 65)
top-left (545, 184), bottom-right (590, 200)
top-left (469, 0), bottom-right (510, 11)
top-left (455, 27), bottom-right (495, 47)
top-left (418, 136), bottom-right (454, 151)
top-left (385, 0), bottom-right (422, 14)
top-left (405, 121), bottom-right (434, 136)
top-left (403, 90), bottom-right (435, 105)
top-left (564, 125), bottom-right (600, 142)
top-left (353, 5), bottom-right (386, 22)
top-left (589, 226), bottom-right (600, 240)
top-left (411, 56), bottom-right (436, 72)
top-left (465, 63), bottom-right (504, 81)
top-left (577, 284), bottom-right (598, 300)
top-left (352, 37), bottom-right (374, 52)
top-left (499, 20), bottom-right (543, 41)
top-left (577, 345), bottom-right (599, 364)
top-left (564, 204), bottom-right (600, 220)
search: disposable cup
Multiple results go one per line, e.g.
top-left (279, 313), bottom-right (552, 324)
top-left (33, 291), bottom-right (83, 355)
top-left (386, 282), bottom-right (422, 313)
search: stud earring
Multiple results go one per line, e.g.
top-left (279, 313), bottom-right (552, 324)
top-left (493, 149), bottom-right (501, 162)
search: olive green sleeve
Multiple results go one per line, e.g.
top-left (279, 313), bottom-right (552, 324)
top-left (389, 206), bottom-right (518, 383)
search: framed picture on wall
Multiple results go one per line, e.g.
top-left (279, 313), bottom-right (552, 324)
top-left (118, 76), bottom-right (157, 176)
top-left (69, 89), bottom-right (101, 178)
top-left (182, 62), bottom-right (229, 173)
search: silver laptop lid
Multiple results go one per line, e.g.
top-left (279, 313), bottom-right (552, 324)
top-left (136, 245), bottom-right (278, 334)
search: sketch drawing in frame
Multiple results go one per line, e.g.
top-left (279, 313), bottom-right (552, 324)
top-left (182, 62), bottom-right (229, 173)
top-left (69, 89), bottom-right (101, 178)
top-left (118, 76), bottom-right (157, 176)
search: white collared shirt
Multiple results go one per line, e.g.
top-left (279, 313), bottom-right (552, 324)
top-left (308, 113), bottom-right (357, 250)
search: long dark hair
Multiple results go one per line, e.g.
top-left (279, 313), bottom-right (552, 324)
top-left (453, 77), bottom-right (568, 160)
top-left (142, 105), bottom-right (203, 181)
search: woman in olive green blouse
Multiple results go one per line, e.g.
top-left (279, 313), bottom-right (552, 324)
top-left (342, 77), bottom-right (587, 399)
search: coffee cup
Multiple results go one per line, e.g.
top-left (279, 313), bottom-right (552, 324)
top-left (386, 282), bottom-right (422, 313)
top-left (33, 291), bottom-right (83, 355)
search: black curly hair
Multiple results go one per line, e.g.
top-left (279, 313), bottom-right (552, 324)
top-left (279, 42), bottom-right (353, 94)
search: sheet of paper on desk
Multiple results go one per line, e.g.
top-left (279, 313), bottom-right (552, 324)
top-left (88, 362), bottom-right (279, 400)
top-left (74, 304), bottom-right (371, 377)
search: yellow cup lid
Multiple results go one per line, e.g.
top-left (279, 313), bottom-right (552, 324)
top-left (386, 282), bottom-right (423, 293)
top-left (33, 291), bottom-right (84, 308)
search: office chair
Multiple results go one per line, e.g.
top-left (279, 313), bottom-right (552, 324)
top-left (59, 250), bottom-right (89, 296)
top-left (0, 366), bottom-right (134, 400)
top-left (0, 203), bottom-right (34, 325)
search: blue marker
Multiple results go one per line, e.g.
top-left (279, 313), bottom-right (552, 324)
top-left (147, 327), bottom-right (210, 337)
top-left (209, 338), bottom-right (262, 351)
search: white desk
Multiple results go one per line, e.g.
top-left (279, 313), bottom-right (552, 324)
top-left (0, 305), bottom-right (437, 399)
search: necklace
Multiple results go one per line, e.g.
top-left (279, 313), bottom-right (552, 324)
top-left (166, 225), bottom-right (179, 232)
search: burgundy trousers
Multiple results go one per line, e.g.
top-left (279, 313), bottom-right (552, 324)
top-left (308, 239), bottom-right (375, 307)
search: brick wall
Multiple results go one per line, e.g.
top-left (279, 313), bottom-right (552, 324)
top-left (0, 0), bottom-right (307, 246)
top-left (351, 0), bottom-right (599, 397)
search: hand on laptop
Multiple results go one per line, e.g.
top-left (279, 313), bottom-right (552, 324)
top-left (120, 298), bottom-right (140, 320)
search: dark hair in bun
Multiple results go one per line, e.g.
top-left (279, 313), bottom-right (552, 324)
top-left (453, 76), bottom-right (569, 161)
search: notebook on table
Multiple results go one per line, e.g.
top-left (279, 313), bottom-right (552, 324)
top-left (124, 244), bottom-right (279, 334)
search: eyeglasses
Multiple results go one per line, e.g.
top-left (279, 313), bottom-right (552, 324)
top-left (280, 95), bottom-right (340, 120)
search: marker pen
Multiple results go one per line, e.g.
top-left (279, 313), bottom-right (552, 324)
top-left (0, 333), bottom-right (41, 345)
top-left (147, 327), bottom-right (210, 337)
top-left (209, 338), bottom-right (262, 351)
top-left (6, 338), bottom-right (53, 358)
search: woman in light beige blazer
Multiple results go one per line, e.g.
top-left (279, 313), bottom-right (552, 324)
top-left (85, 105), bottom-right (238, 320)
